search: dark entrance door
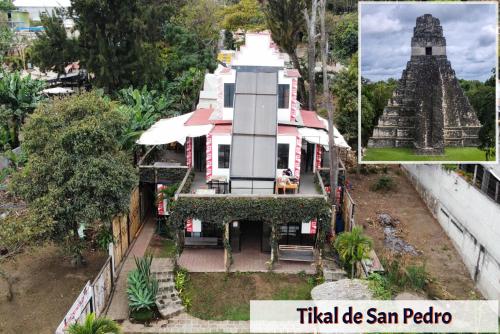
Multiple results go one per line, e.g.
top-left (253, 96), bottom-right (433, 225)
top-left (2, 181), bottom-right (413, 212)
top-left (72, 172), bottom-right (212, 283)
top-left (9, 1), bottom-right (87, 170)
top-left (240, 221), bottom-right (263, 252)
top-left (302, 141), bottom-right (315, 173)
top-left (193, 136), bottom-right (206, 172)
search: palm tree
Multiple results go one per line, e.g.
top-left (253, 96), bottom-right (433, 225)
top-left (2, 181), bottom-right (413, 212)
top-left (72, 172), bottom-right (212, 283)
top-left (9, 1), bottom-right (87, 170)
top-left (334, 226), bottom-right (373, 278)
top-left (67, 313), bottom-right (121, 334)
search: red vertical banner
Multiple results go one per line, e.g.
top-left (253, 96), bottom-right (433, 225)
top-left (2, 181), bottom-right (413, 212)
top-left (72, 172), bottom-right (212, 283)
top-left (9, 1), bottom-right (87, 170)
top-left (185, 137), bottom-right (193, 168)
top-left (310, 219), bottom-right (317, 234)
top-left (206, 133), bottom-right (213, 181)
top-left (185, 218), bottom-right (193, 232)
top-left (294, 135), bottom-right (301, 180)
top-left (290, 78), bottom-right (298, 122)
top-left (315, 144), bottom-right (322, 172)
top-left (157, 184), bottom-right (166, 216)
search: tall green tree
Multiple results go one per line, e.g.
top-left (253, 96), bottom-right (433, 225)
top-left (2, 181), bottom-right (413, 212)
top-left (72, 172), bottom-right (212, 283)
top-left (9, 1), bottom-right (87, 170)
top-left (0, 0), bottom-right (15, 57)
top-left (173, 0), bottom-right (221, 49)
top-left (462, 70), bottom-right (496, 160)
top-left (265, 0), bottom-right (307, 103)
top-left (332, 54), bottom-right (358, 147)
top-left (31, 9), bottom-right (79, 74)
top-left (161, 24), bottom-right (217, 81)
top-left (10, 92), bottom-right (137, 264)
top-left (0, 71), bottom-right (45, 149)
top-left (221, 0), bottom-right (267, 32)
top-left (330, 12), bottom-right (357, 63)
top-left (70, 0), bottom-right (151, 92)
top-left (361, 78), bottom-right (397, 145)
top-left (334, 226), bottom-right (372, 278)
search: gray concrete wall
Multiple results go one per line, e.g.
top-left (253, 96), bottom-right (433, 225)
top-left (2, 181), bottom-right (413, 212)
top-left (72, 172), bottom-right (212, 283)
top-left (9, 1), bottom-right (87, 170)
top-left (403, 164), bottom-right (500, 300)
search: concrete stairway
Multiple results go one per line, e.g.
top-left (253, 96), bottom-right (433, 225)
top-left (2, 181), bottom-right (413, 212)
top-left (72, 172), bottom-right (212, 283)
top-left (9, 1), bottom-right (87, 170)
top-left (151, 259), bottom-right (184, 319)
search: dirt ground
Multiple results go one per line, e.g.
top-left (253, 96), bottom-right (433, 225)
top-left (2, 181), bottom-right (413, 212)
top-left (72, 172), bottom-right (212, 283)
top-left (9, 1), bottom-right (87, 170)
top-left (348, 165), bottom-right (480, 300)
top-left (0, 244), bottom-right (107, 334)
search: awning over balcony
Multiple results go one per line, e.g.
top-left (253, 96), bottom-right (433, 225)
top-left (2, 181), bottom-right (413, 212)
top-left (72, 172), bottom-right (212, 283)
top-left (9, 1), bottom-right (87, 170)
top-left (298, 127), bottom-right (350, 149)
top-left (136, 112), bottom-right (213, 146)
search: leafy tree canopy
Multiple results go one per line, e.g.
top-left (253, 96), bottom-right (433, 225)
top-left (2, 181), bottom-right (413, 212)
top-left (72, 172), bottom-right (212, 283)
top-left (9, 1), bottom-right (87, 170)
top-left (31, 9), bottom-right (79, 74)
top-left (330, 12), bottom-right (357, 63)
top-left (460, 70), bottom-right (496, 159)
top-left (173, 0), bottom-right (221, 48)
top-left (10, 92), bottom-right (137, 262)
top-left (70, 0), bottom-right (152, 92)
top-left (220, 0), bottom-right (267, 32)
top-left (0, 0), bottom-right (15, 11)
top-left (361, 77), bottom-right (397, 146)
top-left (162, 23), bottom-right (217, 81)
top-left (332, 54), bottom-right (358, 148)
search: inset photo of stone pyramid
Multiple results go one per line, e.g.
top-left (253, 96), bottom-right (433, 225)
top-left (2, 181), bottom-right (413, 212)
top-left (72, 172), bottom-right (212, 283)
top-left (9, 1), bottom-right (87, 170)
top-left (360, 1), bottom-right (498, 163)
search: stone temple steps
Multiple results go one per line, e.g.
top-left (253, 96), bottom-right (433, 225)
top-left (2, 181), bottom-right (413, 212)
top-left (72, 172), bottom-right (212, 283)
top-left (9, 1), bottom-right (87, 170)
top-left (151, 259), bottom-right (184, 319)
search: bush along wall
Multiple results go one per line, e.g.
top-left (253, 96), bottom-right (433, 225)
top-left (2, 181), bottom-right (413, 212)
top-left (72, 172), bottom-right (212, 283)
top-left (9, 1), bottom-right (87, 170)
top-left (169, 196), bottom-right (332, 270)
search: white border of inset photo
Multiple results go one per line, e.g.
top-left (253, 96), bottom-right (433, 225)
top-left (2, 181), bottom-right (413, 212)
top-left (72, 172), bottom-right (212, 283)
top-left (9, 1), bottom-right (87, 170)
top-left (358, 1), bottom-right (499, 165)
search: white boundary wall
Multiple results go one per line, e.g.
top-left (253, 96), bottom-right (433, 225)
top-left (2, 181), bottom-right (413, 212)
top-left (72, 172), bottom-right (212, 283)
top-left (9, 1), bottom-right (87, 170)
top-left (403, 164), bottom-right (500, 300)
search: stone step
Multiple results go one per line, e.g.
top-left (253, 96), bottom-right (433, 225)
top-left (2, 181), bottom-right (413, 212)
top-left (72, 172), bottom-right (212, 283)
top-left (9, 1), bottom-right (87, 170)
top-left (157, 297), bottom-right (182, 307)
top-left (156, 292), bottom-right (179, 300)
top-left (157, 303), bottom-right (184, 319)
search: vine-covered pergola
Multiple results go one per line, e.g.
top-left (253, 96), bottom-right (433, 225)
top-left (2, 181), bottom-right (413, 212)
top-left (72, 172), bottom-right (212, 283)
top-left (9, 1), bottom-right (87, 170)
top-left (169, 194), bottom-right (332, 271)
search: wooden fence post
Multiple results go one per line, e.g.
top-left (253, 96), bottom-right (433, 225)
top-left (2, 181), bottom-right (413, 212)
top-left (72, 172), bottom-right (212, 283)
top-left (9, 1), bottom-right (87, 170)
top-left (223, 222), bottom-right (231, 272)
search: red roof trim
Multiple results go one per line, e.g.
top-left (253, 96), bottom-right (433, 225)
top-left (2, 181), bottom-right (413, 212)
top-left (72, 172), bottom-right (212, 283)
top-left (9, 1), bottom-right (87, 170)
top-left (300, 110), bottom-right (326, 129)
top-left (278, 125), bottom-right (299, 136)
top-left (210, 124), bottom-right (232, 134)
top-left (184, 108), bottom-right (214, 126)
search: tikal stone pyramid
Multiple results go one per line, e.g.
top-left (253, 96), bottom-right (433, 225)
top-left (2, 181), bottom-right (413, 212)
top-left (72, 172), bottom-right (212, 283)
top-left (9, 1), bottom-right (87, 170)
top-left (367, 14), bottom-right (481, 155)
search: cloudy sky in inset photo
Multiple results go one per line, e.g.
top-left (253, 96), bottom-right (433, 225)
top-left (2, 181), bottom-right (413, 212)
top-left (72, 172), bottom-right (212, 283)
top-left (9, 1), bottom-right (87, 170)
top-left (360, 3), bottom-right (497, 82)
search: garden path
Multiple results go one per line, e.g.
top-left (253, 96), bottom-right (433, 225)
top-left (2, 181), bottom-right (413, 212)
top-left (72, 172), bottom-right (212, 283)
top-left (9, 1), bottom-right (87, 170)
top-left (106, 217), bottom-right (157, 321)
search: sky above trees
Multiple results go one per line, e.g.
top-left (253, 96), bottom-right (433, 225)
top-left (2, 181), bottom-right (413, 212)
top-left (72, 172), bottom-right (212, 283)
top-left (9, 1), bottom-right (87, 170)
top-left (360, 3), bottom-right (496, 82)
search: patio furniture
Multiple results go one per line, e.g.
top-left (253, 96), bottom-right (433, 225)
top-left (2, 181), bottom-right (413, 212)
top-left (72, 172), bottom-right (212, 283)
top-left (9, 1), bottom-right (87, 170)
top-left (278, 244), bottom-right (315, 262)
top-left (184, 237), bottom-right (218, 247)
top-left (208, 176), bottom-right (229, 194)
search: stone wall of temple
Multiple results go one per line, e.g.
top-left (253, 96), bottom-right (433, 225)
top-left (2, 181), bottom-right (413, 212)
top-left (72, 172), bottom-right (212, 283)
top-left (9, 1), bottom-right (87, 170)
top-left (367, 14), bottom-right (481, 154)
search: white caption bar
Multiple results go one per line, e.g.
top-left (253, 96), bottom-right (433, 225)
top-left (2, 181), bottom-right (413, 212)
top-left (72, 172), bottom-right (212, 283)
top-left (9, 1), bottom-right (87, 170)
top-left (250, 300), bottom-right (498, 333)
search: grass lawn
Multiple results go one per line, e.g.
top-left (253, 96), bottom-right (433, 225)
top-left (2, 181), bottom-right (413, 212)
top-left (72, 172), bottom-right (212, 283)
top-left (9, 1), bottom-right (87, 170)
top-left (363, 147), bottom-right (493, 162)
top-left (146, 234), bottom-right (176, 258)
top-left (183, 272), bottom-right (316, 321)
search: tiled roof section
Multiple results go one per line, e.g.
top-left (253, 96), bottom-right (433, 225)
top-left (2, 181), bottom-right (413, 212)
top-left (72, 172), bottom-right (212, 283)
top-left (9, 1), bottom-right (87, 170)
top-left (210, 124), bottom-right (232, 134)
top-left (184, 108), bottom-right (214, 126)
top-left (278, 125), bottom-right (299, 136)
top-left (300, 110), bottom-right (326, 129)
top-left (285, 69), bottom-right (301, 78)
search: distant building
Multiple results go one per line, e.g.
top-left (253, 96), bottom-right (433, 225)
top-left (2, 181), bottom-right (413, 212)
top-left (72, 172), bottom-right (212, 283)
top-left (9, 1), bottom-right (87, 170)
top-left (13, 0), bottom-right (71, 21)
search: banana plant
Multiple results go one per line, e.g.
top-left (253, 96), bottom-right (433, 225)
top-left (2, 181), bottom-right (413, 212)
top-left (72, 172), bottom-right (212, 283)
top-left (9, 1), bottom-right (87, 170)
top-left (0, 71), bottom-right (45, 148)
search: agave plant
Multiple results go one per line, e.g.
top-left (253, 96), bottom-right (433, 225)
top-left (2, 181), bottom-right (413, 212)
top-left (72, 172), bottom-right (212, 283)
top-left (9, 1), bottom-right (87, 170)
top-left (67, 312), bottom-right (121, 334)
top-left (127, 254), bottom-right (158, 314)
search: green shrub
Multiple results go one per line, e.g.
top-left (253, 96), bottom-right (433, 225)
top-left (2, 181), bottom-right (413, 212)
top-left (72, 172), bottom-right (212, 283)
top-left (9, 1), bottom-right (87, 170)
top-left (370, 176), bottom-right (396, 192)
top-left (406, 264), bottom-right (428, 291)
top-left (95, 226), bottom-right (114, 251)
top-left (379, 256), bottom-right (429, 295)
top-left (175, 267), bottom-right (191, 310)
top-left (367, 273), bottom-right (392, 300)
